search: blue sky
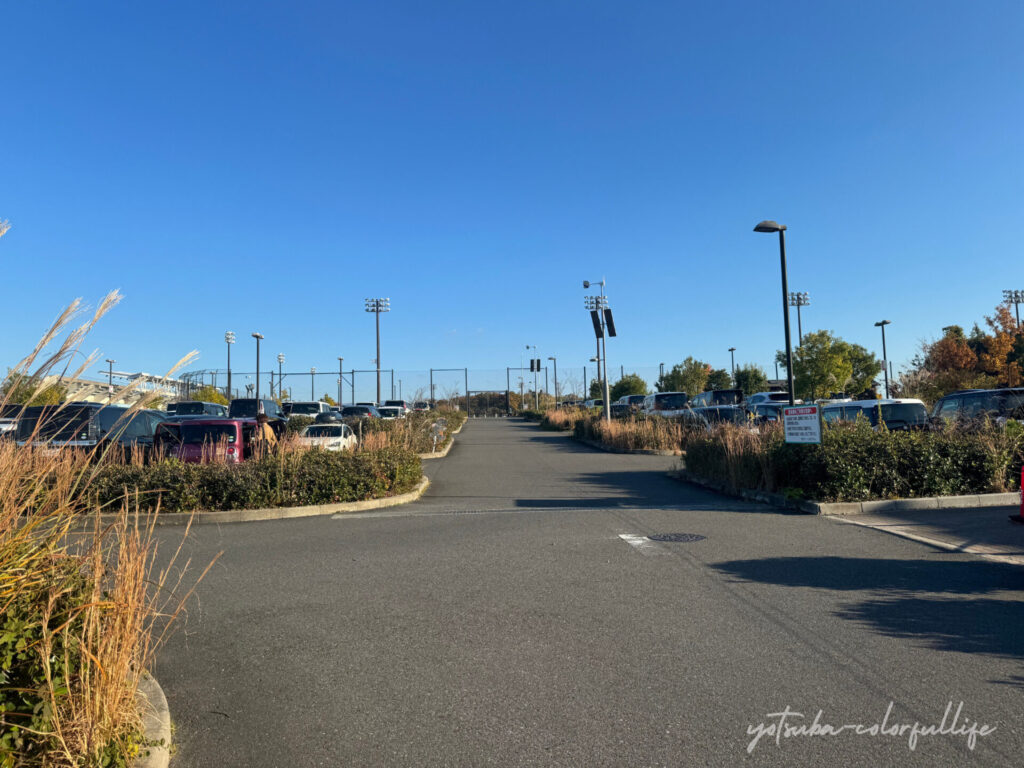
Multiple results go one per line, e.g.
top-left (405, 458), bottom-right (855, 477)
top-left (2, 1), bottom-right (1022, 397)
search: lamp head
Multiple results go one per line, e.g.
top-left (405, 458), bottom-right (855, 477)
top-left (754, 220), bottom-right (786, 233)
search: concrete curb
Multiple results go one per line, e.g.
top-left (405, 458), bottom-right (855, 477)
top-left (133, 673), bottom-right (170, 768)
top-left (451, 419), bottom-right (466, 435)
top-left (575, 436), bottom-right (682, 457)
top-left (99, 476), bottom-right (431, 526)
top-left (668, 469), bottom-right (1021, 517)
top-left (418, 437), bottom-right (454, 460)
top-left (830, 516), bottom-right (1024, 567)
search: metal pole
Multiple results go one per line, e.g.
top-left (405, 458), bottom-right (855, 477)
top-left (729, 347), bottom-right (736, 379)
top-left (338, 358), bottom-right (343, 405)
top-left (391, 369), bottom-right (395, 401)
top-left (311, 369), bottom-right (315, 400)
top-left (552, 359), bottom-right (558, 407)
top-left (270, 371), bottom-right (274, 400)
top-left (254, 337), bottom-right (261, 402)
top-left (778, 231), bottom-right (795, 406)
top-left (796, 304), bottom-right (804, 347)
top-left (506, 367), bottom-right (511, 415)
top-left (226, 343), bottom-right (232, 399)
top-left (351, 371), bottom-right (355, 404)
top-left (881, 324), bottom-right (889, 398)
top-left (544, 367), bottom-right (548, 405)
top-left (464, 368), bottom-right (469, 415)
top-left (278, 359), bottom-right (283, 400)
top-left (600, 285), bottom-right (611, 422)
top-left (583, 366), bottom-right (587, 399)
top-left (375, 310), bottom-right (381, 404)
top-left (430, 369), bottom-right (435, 405)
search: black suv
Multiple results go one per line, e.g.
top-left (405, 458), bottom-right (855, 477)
top-left (15, 403), bottom-right (166, 451)
top-left (229, 398), bottom-right (285, 420)
top-left (931, 388), bottom-right (1024, 424)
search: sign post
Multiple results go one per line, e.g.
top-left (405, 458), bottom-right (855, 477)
top-left (783, 405), bottom-right (822, 444)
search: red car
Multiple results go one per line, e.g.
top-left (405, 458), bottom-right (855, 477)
top-left (155, 418), bottom-right (259, 463)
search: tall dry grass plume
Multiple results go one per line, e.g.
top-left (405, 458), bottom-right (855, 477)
top-left (1, 294), bottom-right (215, 767)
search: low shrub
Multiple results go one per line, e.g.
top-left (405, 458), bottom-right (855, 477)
top-left (89, 446), bottom-right (422, 513)
top-left (684, 420), bottom-right (1024, 502)
top-left (540, 408), bottom-right (587, 432)
top-left (358, 409), bottom-right (466, 454)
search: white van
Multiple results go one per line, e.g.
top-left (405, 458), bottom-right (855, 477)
top-left (641, 392), bottom-right (690, 418)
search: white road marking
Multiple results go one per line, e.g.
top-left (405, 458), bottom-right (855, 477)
top-left (618, 533), bottom-right (667, 556)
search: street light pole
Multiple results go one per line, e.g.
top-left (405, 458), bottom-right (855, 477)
top-left (526, 345), bottom-right (538, 410)
top-left (251, 333), bottom-right (264, 402)
top-left (105, 359), bottom-right (115, 399)
top-left (788, 292), bottom-right (810, 346)
top-left (365, 298), bottom-right (390, 404)
top-left (342, 360), bottom-right (350, 409)
top-left (224, 331), bottom-right (235, 399)
top-left (754, 221), bottom-right (795, 406)
top-left (310, 367), bottom-right (317, 400)
top-left (728, 347), bottom-right (736, 381)
top-left (277, 353), bottom-right (285, 401)
top-left (548, 356), bottom-right (558, 407)
top-left (875, 320), bottom-right (891, 398)
top-left (1003, 290), bottom-right (1023, 326)
top-left (584, 279), bottom-right (612, 422)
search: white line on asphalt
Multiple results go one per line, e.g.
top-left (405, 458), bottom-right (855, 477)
top-left (617, 533), bottom-right (667, 556)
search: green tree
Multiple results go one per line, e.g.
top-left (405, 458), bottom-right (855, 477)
top-left (1, 373), bottom-right (67, 405)
top-left (609, 373), bottom-right (649, 401)
top-left (776, 330), bottom-right (882, 400)
top-left (706, 368), bottom-right (732, 390)
top-left (588, 379), bottom-right (605, 399)
top-left (188, 385), bottom-right (229, 405)
top-left (733, 364), bottom-right (769, 397)
top-left (656, 357), bottom-right (710, 395)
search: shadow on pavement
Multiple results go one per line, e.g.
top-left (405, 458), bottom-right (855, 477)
top-left (834, 595), bottom-right (1024, 660)
top-left (572, 470), bottom-right (806, 515)
top-left (712, 556), bottom-right (1022, 594)
top-left (714, 555), bottom-right (1024, 663)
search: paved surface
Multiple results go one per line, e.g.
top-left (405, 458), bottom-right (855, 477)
top-left (836, 505), bottom-right (1024, 566)
top-left (156, 419), bottom-right (1024, 767)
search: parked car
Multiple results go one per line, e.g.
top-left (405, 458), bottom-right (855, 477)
top-left (745, 391), bottom-right (792, 408)
top-left (413, 401), bottom-right (432, 412)
top-left (15, 403), bottom-right (166, 453)
top-left (0, 404), bottom-right (20, 439)
top-left (823, 399), bottom-right (930, 431)
top-left (641, 392), bottom-right (689, 418)
top-left (615, 394), bottom-right (647, 411)
top-left (931, 387), bottom-right (1024, 425)
top-left (155, 418), bottom-right (255, 463)
top-left (691, 405), bottom-right (748, 426)
top-left (689, 389), bottom-right (744, 408)
top-left (610, 403), bottom-right (633, 419)
top-left (170, 401), bottom-right (229, 417)
top-left (383, 399), bottom-right (410, 414)
top-left (313, 411), bottom-right (346, 424)
top-left (298, 423), bottom-right (357, 452)
top-left (340, 405), bottom-right (381, 420)
top-left (377, 406), bottom-right (406, 420)
top-left (356, 401), bottom-right (377, 408)
top-left (749, 403), bottom-right (785, 423)
top-left (229, 398), bottom-right (285, 420)
top-left (582, 399), bottom-right (604, 409)
top-left (282, 400), bottom-right (334, 418)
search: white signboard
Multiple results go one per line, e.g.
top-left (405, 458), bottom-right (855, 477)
top-left (783, 405), bottom-right (822, 444)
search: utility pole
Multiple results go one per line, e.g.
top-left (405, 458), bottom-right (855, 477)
top-left (251, 333), bottom-right (264, 402)
top-left (337, 357), bottom-right (344, 405)
top-left (224, 332), bottom-right (235, 399)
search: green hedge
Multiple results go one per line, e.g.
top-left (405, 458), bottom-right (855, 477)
top-left (89, 447), bottom-right (422, 513)
top-left (685, 420), bottom-right (1024, 502)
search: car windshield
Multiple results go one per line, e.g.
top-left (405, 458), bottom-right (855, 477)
top-left (289, 403), bottom-right (321, 415)
top-left (414, 402), bottom-right (428, 409)
top-left (180, 424), bottom-right (237, 444)
top-left (305, 425), bottom-right (341, 437)
top-left (378, 408), bottom-right (400, 416)
top-left (862, 403), bottom-right (928, 426)
top-left (229, 400), bottom-right (259, 418)
top-left (341, 407), bottom-right (368, 417)
top-left (656, 394), bottom-right (688, 409)
top-left (627, 395), bottom-right (646, 404)
top-left (175, 402), bottom-right (207, 415)
top-left (767, 393), bottom-right (790, 402)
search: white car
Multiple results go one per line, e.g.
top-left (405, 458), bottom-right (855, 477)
top-left (298, 423), bottom-right (357, 451)
top-left (377, 406), bottom-right (406, 420)
top-left (745, 391), bottom-right (792, 407)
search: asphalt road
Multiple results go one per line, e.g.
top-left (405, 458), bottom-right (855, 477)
top-left (156, 419), bottom-right (1024, 767)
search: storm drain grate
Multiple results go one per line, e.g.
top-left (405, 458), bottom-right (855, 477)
top-left (647, 533), bottom-right (706, 543)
